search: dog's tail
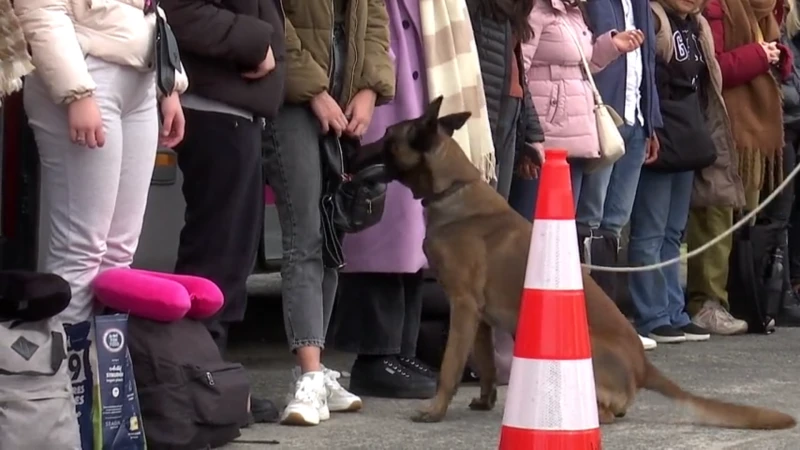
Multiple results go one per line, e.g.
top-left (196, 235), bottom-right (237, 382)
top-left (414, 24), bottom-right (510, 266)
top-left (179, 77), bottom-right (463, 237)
top-left (643, 361), bottom-right (796, 430)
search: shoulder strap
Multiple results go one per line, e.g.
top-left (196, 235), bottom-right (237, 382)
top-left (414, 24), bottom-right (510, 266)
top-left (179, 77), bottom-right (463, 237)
top-left (561, 19), bottom-right (605, 106)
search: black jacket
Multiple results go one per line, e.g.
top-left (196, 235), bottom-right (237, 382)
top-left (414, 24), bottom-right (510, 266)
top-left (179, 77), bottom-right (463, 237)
top-left (782, 30), bottom-right (800, 131)
top-left (160, 0), bottom-right (287, 118)
top-left (465, 0), bottom-right (544, 152)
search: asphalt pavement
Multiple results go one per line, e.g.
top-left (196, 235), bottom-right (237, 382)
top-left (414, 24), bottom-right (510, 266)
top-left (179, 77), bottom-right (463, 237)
top-left (224, 300), bottom-right (800, 450)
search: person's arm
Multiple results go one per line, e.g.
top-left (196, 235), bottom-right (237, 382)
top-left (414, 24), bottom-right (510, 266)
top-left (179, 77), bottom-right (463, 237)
top-left (354, 0), bottom-right (395, 106)
top-left (703, 0), bottom-right (771, 89)
top-left (588, 31), bottom-right (621, 73)
top-left (14, 0), bottom-right (95, 104)
top-left (520, 10), bottom-right (545, 74)
top-left (159, 0), bottom-right (273, 70)
top-left (283, 18), bottom-right (331, 103)
top-left (519, 75), bottom-right (545, 145)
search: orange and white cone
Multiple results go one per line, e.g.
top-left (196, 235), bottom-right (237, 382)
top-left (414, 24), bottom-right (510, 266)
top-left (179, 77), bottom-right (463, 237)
top-left (498, 149), bottom-right (601, 449)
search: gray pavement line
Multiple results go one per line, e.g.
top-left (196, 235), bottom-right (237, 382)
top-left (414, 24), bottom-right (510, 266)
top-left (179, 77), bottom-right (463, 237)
top-left (581, 158), bottom-right (800, 273)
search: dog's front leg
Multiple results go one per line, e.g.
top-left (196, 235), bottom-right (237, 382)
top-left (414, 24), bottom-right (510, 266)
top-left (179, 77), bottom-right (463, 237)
top-left (411, 300), bottom-right (480, 423)
top-left (468, 321), bottom-right (497, 411)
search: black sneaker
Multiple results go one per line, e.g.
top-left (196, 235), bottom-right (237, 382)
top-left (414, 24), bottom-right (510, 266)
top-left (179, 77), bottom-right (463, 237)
top-left (245, 396), bottom-right (279, 426)
top-left (349, 356), bottom-right (436, 399)
top-left (777, 290), bottom-right (800, 327)
top-left (647, 325), bottom-right (686, 344)
top-left (397, 356), bottom-right (438, 379)
top-left (680, 323), bottom-right (711, 342)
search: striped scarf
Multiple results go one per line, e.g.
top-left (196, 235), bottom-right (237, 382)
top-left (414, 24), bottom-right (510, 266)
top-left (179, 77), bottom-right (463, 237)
top-left (419, 0), bottom-right (497, 183)
top-left (0, 0), bottom-right (34, 105)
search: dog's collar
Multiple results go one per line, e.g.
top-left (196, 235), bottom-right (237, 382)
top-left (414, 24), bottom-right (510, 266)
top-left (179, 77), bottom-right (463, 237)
top-left (421, 181), bottom-right (471, 207)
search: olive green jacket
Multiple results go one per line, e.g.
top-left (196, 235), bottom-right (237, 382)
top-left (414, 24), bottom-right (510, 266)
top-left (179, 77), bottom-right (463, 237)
top-left (283, 0), bottom-right (396, 106)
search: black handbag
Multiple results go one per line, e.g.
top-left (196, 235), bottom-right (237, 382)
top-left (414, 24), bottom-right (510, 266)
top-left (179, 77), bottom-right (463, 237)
top-left (647, 59), bottom-right (717, 173)
top-left (153, 5), bottom-right (183, 97)
top-left (319, 134), bottom-right (388, 269)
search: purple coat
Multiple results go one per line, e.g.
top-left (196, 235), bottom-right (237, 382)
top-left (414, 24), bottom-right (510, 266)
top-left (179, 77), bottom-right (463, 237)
top-left (341, 0), bottom-right (429, 274)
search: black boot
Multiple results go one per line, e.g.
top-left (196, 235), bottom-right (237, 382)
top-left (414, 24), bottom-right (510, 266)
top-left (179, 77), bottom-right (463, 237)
top-left (588, 230), bottom-right (620, 301)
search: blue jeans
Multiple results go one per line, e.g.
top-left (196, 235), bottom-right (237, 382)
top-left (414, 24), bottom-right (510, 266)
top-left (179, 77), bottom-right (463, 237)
top-left (628, 169), bottom-right (694, 335)
top-left (574, 120), bottom-right (648, 235)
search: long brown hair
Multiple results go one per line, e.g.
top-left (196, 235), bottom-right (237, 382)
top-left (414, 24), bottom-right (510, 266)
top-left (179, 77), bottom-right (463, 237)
top-left (476, 0), bottom-right (535, 41)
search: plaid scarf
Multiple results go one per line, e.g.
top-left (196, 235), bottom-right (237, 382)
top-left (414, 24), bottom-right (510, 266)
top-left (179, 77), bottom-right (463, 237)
top-left (0, 0), bottom-right (34, 105)
top-left (419, 0), bottom-right (496, 183)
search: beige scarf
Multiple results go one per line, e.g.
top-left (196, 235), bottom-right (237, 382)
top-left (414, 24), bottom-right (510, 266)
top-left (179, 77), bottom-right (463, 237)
top-left (0, 0), bottom-right (34, 105)
top-left (720, 0), bottom-right (784, 190)
top-left (419, 0), bottom-right (497, 183)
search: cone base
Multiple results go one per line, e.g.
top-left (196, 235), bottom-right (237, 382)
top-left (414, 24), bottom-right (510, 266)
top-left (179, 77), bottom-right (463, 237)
top-left (498, 426), bottom-right (601, 450)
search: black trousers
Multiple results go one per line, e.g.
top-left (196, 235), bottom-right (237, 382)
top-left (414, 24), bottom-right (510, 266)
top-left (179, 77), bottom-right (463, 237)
top-left (174, 108), bottom-right (265, 349)
top-left (330, 271), bottom-right (424, 357)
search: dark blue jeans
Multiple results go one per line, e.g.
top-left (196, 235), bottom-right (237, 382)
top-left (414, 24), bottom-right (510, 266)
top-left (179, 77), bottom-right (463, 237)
top-left (509, 175), bottom-right (540, 221)
top-left (628, 169), bottom-right (694, 335)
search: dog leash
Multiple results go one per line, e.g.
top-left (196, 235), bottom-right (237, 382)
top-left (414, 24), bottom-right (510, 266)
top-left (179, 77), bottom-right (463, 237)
top-left (580, 157), bottom-right (800, 273)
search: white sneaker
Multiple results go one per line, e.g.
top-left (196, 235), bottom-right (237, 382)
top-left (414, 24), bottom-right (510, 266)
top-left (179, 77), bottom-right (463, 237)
top-left (292, 366), bottom-right (363, 412)
top-left (280, 371), bottom-right (329, 426)
top-left (321, 366), bottom-right (362, 412)
top-left (639, 334), bottom-right (657, 350)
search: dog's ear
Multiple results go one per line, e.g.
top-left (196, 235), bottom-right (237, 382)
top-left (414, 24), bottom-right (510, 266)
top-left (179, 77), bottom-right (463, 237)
top-left (437, 112), bottom-right (471, 137)
top-left (409, 96), bottom-right (446, 152)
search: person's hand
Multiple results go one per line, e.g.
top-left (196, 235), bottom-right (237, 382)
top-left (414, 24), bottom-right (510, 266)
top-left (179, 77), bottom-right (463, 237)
top-left (761, 41), bottom-right (781, 65)
top-left (345, 89), bottom-right (378, 138)
top-left (643, 134), bottom-right (660, 165)
top-left (160, 93), bottom-right (185, 148)
top-left (242, 46), bottom-right (276, 79)
top-left (68, 95), bottom-right (105, 148)
top-left (515, 143), bottom-right (545, 179)
top-left (311, 90), bottom-right (348, 136)
top-left (612, 29), bottom-right (645, 53)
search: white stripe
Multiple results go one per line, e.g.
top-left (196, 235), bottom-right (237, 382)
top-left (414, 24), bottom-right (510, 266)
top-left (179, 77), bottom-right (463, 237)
top-left (523, 219), bottom-right (583, 291)
top-left (502, 357), bottom-right (599, 431)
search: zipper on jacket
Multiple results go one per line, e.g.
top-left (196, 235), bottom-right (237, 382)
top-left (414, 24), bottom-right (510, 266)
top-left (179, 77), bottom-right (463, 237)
top-left (327, 0), bottom-right (335, 92)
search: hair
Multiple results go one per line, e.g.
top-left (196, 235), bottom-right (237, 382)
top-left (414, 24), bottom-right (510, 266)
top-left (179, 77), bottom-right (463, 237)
top-left (787, 0), bottom-right (800, 37)
top-left (476, 0), bottom-right (536, 42)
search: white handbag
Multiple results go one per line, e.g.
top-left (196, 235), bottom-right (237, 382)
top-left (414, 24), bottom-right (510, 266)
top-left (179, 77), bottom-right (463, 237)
top-left (563, 22), bottom-right (626, 173)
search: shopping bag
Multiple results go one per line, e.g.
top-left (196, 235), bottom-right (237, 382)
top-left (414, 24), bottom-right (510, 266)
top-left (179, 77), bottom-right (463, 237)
top-left (65, 314), bottom-right (146, 449)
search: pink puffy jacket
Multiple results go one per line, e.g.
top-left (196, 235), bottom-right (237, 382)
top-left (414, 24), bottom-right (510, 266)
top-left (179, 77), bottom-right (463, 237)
top-left (521, 0), bottom-right (621, 159)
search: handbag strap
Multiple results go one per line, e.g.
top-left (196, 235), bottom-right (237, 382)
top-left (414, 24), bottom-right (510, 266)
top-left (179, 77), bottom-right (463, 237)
top-left (561, 19), bottom-right (605, 107)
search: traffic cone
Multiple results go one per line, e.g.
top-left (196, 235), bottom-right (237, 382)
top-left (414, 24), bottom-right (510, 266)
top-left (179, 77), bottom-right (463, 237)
top-left (498, 149), bottom-right (601, 449)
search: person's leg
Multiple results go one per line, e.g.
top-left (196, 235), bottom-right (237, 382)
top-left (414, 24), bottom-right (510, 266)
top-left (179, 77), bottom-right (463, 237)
top-left (331, 272), bottom-right (435, 399)
top-left (23, 58), bottom-right (125, 325)
top-left (173, 109), bottom-right (263, 352)
top-left (493, 100), bottom-right (521, 200)
top-left (759, 131), bottom-right (800, 325)
top-left (600, 121), bottom-right (648, 235)
top-left (99, 71), bottom-right (158, 273)
top-left (627, 170), bottom-right (677, 341)
top-left (685, 206), bottom-right (747, 335)
top-left (264, 105), bottom-right (358, 425)
top-left (662, 171), bottom-right (708, 341)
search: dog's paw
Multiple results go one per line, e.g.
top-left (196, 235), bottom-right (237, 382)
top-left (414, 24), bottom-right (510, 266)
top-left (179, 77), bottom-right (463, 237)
top-left (411, 407), bottom-right (444, 423)
top-left (468, 388), bottom-right (497, 411)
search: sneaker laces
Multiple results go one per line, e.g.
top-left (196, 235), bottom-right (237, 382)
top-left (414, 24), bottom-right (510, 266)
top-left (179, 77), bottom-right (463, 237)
top-left (292, 376), bottom-right (323, 406)
top-left (398, 356), bottom-right (433, 373)
top-left (321, 367), bottom-right (346, 391)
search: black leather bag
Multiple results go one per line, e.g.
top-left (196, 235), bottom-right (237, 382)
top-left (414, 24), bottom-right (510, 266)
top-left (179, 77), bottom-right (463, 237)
top-left (648, 60), bottom-right (716, 173)
top-left (153, 5), bottom-right (183, 97)
top-left (319, 135), bottom-right (388, 269)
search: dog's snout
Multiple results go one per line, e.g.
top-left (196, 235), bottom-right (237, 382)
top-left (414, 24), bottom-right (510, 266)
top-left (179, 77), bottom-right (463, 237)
top-left (350, 140), bottom-right (386, 171)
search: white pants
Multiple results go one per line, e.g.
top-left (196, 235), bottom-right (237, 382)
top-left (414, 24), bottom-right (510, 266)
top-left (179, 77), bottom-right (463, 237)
top-left (24, 56), bottom-right (158, 324)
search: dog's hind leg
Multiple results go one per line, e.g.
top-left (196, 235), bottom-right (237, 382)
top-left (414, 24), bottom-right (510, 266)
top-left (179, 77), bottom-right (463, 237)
top-left (468, 321), bottom-right (497, 411)
top-left (412, 298), bottom-right (481, 423)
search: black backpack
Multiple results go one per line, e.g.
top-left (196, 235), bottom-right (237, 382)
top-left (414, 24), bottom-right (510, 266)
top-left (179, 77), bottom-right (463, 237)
top-left (127, 317), bottom-right (249, 449)
top-left (727, 219), bottom-right (785, 334)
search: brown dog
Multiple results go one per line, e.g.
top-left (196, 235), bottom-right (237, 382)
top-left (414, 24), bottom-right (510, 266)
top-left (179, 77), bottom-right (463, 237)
top-left (355, 96), bottom-right (797, 429)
